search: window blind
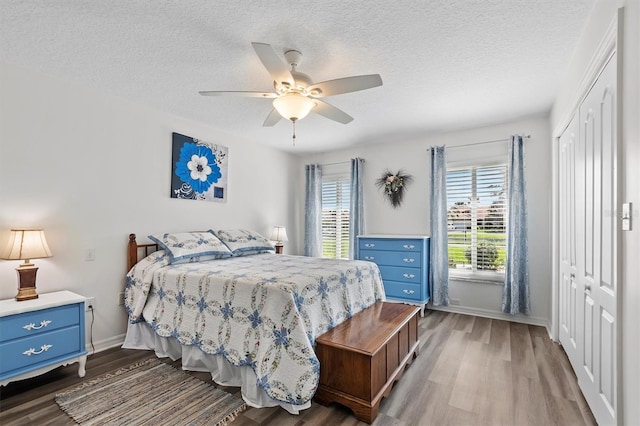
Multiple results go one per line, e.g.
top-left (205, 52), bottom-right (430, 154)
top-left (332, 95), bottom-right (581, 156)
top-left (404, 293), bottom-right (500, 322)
top-left (321, 174), bottom-right (351, 259)
top-left (447, 164), bottom-right (507, 273)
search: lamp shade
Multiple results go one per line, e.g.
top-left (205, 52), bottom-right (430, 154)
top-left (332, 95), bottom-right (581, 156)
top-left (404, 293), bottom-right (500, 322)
top-left (273, 93), bottom-right (316, 122)
top-left (1, 229), bottom-right (52, 261)
top-left (269, 226), bottom-right (289, 243)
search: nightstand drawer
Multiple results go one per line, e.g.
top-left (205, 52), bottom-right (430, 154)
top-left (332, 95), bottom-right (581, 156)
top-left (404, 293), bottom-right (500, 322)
top-left (0, 326), bottom-right (82, 375)
top-left (383, 281), bottom-right (423, 301)
top-left (0, 304), bottom-right (81, 342)
top-left (358, 239), bottom-right (422, 253)
top-left (359, 250), bottom-right (422, 267)
top-left (379, 265), bottom-right (422, 283)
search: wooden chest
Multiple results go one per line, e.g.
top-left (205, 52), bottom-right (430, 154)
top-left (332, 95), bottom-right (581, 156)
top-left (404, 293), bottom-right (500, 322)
top-left (314, 302), bottom-right (420, 423)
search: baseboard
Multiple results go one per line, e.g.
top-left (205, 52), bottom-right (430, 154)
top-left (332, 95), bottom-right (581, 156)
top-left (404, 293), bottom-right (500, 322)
top-left (86, 307), bottom-right (553, 355)
top-left (429, 304), bottom-right (552, 335)
top-left (86, 334), bottom-right (126, 355)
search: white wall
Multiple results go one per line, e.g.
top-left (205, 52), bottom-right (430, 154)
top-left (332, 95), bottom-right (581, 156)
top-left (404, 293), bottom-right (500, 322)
top-left (0, 62), bottom-right (300, 349)
top-left (299, 115), bottom-right (552, 327)
top-left (550, 1), bottom-right (639, 424)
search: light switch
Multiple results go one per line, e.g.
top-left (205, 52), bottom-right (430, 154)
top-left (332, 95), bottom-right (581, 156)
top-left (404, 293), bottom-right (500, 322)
top-left (622, 203), bottom-right (631, 231)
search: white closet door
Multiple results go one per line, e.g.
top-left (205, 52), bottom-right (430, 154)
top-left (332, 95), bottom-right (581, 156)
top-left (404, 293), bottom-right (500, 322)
top-left (577, 52), bottom-right (618, 425)
top-left (558, 50), bottom-right (618, 425)
top-left (558, 115), bottom-right (580, 369)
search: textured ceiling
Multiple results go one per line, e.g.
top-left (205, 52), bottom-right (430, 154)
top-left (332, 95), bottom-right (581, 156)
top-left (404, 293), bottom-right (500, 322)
top-left (0, 0), bottom-right (595, 153)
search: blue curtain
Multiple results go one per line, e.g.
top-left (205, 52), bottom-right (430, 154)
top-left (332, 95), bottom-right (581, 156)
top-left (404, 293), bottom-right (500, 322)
top-left (304, 164), bottom-right (322, 257)
top-left (429, 146), bottom-right (449, 306)
top-left (502, 135), bottom-right (530, 315)
top-left (349, 158), bottom-right (365, 260)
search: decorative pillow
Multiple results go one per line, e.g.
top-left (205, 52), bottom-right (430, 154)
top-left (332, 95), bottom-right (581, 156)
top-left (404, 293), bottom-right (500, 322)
top-left (148, 231), bottom-right (232, 264)
top-left (212, 229), bottom-right (275, 256)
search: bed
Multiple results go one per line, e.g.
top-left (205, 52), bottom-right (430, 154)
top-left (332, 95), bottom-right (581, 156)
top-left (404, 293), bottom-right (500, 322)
top-left (122, 231), bottom-right (385, 414)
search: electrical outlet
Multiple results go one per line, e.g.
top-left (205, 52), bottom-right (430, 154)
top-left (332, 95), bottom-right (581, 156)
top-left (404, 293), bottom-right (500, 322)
top-left (118, 292), bottom-right (125, 306)
top-left (450, 298), bottom-right (461, 305)
top-left (85, 249), bottom-right (96, 261)
top-left (85, 297), bottom-right (95, 311)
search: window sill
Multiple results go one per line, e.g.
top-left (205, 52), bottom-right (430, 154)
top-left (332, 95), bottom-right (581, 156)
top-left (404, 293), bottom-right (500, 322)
top-left (449, 271), bottom-right (504, 285)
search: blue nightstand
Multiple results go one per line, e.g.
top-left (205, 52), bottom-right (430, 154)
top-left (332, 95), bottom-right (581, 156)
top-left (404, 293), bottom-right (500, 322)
top-left (0, 290), bottom-right (87, 386)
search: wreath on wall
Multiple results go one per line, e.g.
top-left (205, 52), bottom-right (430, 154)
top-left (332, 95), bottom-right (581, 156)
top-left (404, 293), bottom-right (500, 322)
top-left (375, 169), bottom-right (414, 208)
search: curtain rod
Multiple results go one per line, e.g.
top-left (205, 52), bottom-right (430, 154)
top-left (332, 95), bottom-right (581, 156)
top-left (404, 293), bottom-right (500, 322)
top-left (320, 159), bottom-right (364, 167)
top-left (429, 135), bottom-right (531, 150)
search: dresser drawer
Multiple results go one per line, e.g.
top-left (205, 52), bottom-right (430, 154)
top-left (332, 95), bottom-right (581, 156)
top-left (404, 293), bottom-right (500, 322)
top-left (383, 281), bottom-right (423, 301)
top-left (0, 326), bottom-right (82, 375)
top-left (379, 265), bottom-right (422, 284)
top-left (356, 236), bottom-right (430, 312)
top-left (359, 250), bottom-right (422, 267)
top-left (358, 239), bottom-right (422, 253)
top-left (0, 304), bottom-right (81, 342)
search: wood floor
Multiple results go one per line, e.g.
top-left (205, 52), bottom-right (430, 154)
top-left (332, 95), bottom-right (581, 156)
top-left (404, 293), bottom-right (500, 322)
top-left (0, 310), bottom-right (596, 425)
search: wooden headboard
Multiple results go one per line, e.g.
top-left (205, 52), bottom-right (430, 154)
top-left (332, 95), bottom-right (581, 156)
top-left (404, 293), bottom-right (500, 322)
top-left (127, 233), bottom-right (159, 271)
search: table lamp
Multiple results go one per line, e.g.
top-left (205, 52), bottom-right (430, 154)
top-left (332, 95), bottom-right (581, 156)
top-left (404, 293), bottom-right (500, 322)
top-left (1, 229), bottom-right (52, 301)
top-left (269, 226), bottom-right (289, 254)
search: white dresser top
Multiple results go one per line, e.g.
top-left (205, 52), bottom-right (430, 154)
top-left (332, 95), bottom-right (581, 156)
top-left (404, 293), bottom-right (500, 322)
top-left (358, 234), bottom-right (430, 239)
top-left (0, 291), bottom-right (86, 317)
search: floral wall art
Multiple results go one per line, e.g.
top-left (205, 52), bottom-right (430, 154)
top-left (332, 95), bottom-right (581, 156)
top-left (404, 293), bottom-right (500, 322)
top-left (375, 169), bottom-right (413, 208)
top-left (171, 132), bottom-right (228, 202)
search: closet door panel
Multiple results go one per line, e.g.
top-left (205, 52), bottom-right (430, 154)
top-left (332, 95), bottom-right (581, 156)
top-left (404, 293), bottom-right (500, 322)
top-left (600, 308), bottom-right (616, 415)
top-left (596, 57), bottom-right (618, 421)
top-left (582, 293), bottom-right (595, 381)
top-left (558, 115), bottom-right (580, 366)
top-left (600, 83), bottom-right (617, 299)
top-left (577, 52), bottom-right (618, 424)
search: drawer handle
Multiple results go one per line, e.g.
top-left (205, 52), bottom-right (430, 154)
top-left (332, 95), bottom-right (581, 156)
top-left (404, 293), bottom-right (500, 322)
top-left (364, 256), bottom-right (375, 260)
top-left (23, 344), bottom-right (53, 356)
top-left (403, 273), bottom-right (415, 279)
top-left (403, 244), bottom-right (415, 249)
top-left (403, 258), bottom-right (415, 263)
top-left (364, 243), bottom-right (375, 248)
top-left (23, 320), bottom-right (52, 331)
top-left (402, 289), bottom-right (415, 295)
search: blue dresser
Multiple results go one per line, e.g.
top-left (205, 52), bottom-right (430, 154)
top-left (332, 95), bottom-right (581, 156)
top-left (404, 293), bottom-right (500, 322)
top-left (357, 235), bottom-right (430, 316)
top-left (0, 291), bottom-right (87, 386)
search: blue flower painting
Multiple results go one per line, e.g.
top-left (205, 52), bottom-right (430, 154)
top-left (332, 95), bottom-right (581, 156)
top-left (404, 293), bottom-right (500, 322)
top-left (171, 132), bottom-right (228, 202)
top-left (175, 143), bottom-right (220, 193)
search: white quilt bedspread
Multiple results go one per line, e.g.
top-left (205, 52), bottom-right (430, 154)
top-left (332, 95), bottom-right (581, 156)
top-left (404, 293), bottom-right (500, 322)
top-left (124, 252), bottom-right (385, 405)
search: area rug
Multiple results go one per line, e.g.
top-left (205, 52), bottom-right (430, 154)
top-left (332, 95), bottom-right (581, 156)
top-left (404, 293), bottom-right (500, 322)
top-left (55, 358), bottom-right (246, 426)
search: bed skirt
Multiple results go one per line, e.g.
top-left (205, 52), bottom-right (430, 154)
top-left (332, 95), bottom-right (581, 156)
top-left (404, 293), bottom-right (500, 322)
top-left (121, 322), bottom-right (310, 415)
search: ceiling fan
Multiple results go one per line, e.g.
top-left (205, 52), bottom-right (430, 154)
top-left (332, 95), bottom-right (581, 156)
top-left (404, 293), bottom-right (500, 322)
top-left (199, 42), bottom-right (383, 128)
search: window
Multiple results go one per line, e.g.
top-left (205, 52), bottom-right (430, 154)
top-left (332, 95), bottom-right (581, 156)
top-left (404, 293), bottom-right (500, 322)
top-left (321, 169), bottom-right (350, 259)
top-left (447, 163), bottom-right (507, 278)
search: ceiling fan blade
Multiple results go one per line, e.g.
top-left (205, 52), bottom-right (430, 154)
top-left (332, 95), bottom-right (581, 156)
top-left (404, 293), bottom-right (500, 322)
top-left (308, 74), bottom-right (383, 98)
top-left (199, 91), bottom-right (277, 98)
top-left (263, 108), bottom-right (282, 127)
top-left (251, 42), bottom-right (295, 88)
top-left (312, 100), bottom-right (353, 124)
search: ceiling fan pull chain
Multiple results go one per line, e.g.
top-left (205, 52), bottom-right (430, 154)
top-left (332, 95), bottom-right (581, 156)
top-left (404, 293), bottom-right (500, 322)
top-left (292, 121), bottom-right (296, 146)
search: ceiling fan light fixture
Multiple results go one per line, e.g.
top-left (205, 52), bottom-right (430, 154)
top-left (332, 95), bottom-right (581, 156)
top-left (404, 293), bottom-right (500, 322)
top-left (273, 93), bottom-right (316, 122)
